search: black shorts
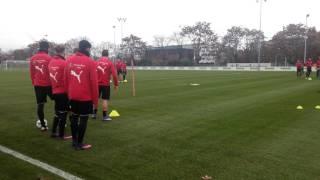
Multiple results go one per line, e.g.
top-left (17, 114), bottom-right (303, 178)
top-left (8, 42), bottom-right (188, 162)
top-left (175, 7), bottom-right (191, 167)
top-left (69, 100), bottom-right (93, 115)
top-left (53, 93), bottom-right (69, 112)
top-left (117, 69), bottom-right (122, 75)
top-left (307, 67), bottom-right (312, 72)
top-left (121, 70), bottom-right (127, 75)
top-left (99, 86), bottom-right (110, 100)
top-left (297, 68), bottom-right (302, 72)
top-left (34, 86), bottom-right (53, 104)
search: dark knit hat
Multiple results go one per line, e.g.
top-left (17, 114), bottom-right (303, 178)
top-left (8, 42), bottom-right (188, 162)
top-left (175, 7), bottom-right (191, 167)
top-left (39, 41), bottom-right (49, 51)
top-left (79, 40), bottom-right (92, 51)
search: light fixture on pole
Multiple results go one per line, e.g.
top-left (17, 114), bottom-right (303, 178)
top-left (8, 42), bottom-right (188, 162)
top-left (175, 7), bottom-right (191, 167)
top-left (112, 25), bottom-right (116, 62)
top-left (304, 14), bottom-right (310, 63)
top-left (117, 17), bottom-right (127, 43)
top-left (257, 0), bottom-right (267, 70)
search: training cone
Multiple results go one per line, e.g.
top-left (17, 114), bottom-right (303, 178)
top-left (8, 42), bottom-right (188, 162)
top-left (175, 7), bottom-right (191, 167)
top-left (109, 110), bottom-right (120, 117)
top-left (296, 105), bottom-right (303, 110)
top-left (308, 77), bottom-right (312, 81)
top-left (190, 83), bottom-right (200, 86)
top-left (315, 105), bottom-right (320, 110)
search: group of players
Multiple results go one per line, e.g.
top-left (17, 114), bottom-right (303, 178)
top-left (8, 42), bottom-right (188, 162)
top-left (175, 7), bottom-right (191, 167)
top-left (29, 40), bottom-right (127, 150)
top-left (296, 57), bottom-right (320, 78)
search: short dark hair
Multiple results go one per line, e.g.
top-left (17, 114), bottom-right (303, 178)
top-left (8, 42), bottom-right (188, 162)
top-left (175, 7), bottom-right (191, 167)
top-left (55, 45), bottom-right (65, 54)
top-left (79, 40), bottom-right (91, 50)
top-left (102, 50), bottom-right (109, 57)
top-left (73, 48), bottom-right (79, 53)
top-left (39, 41), bottom-right (49, 51)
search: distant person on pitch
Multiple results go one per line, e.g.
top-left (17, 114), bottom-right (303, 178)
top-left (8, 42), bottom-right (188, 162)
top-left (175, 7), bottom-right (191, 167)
top-left (65, 40), bottom-right (98, 150)
top-left (29, 40), bottom-right (52, 131)
top-left (296, 60), bottom-right (303, 78)
top-left (121, 60), bottom-right (127, 82)
top-left (116, 59), bottom-right (122, 81)
top-left (305, 58), bottom-right (313, 78)
top-left (92, 50), bottom-right (118, 121)
top-left (48, 45), bottom-right (71, 139)
top-left (316, 57), bottom-right (320, 79)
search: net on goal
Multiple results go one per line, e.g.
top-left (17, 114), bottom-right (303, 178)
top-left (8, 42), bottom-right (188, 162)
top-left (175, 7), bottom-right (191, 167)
top-left (0, 60), bottom-right (29, 70)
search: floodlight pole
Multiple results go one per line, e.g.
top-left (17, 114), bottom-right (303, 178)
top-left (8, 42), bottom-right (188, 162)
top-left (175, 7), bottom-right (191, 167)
top-left (257, 0), bottom-right (266, 70)
top-left (113, 25), bottom-right (116, 63)
top-left (304, 14), bottom-right (310, 63)
top-left (117, 17), bottom-right (127, 44)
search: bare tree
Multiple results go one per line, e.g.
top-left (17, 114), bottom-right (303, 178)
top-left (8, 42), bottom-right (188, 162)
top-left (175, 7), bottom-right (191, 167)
top-left (170, 32), bottom-right (185, 46)
top-left (64, 36), bottom-right (91, 56)
top-left (120, 34), bottom-right (147, 61)
top-left (153, 36), bottom-right (171, 47)
top-left (181, 21), bottom-right (218, 64)
top-left (91, 41), bottom-right (114, 59)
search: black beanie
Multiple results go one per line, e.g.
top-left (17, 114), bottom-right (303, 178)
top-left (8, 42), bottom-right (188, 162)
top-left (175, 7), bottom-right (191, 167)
top-left (39, 41), bottom-right (49, 51)
top-left (79, 40), bottom-right (92, 51)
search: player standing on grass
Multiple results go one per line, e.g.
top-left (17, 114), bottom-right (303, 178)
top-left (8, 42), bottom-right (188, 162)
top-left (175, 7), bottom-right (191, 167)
top-left (316, 57), bottom-right (320, 79)
top-left (65, 40), bottom-right (98, 150)
top-left (296, 60), bottom-right (303, 78)
top-left (29, 40), bottom-right (52, 131)
top-left (48, 45), bottom-right (71, 139)
top-left (116, 59), bottom-right (122, 81)
top-left (121, 60), bottom-right (127, 82)
top-left (305, 58), bottom-right (313, 78)
top-left (92, 50), bottom-right (118, 121)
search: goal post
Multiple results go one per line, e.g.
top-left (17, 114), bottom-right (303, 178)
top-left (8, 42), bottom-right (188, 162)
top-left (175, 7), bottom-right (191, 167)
top-left (1, 60), bottom-right (29, 70)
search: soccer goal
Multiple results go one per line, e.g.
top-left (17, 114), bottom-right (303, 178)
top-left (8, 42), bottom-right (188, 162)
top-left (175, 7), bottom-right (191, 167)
top-left (0, 60), bottom-right (29, 70)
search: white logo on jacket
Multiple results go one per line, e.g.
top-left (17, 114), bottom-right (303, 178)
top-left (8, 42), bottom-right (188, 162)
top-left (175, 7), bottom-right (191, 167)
top-left (71, 70), bottom-right (83, 83)
top-left (97, 65), bottom-right (106, 74)
top-left (50, 72), bottom-right (58, 83)
top-left (35, 65), bottom-right (44, 74)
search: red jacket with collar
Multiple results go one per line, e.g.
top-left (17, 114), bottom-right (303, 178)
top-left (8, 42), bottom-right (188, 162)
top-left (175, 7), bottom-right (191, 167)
top-left (48, 55), bottom-right (67, 94)
top-left (29, 51), bottom-right (52, 86)
top-left (316, 60), bottom-right (320, 68)
top-left (65, 52), bottom-right (98, 106)
top-left (116, 60), bottom-right (122, 70)
top-left (296, 61), bottom-right (302, 68)
top-left (305, 60), bottom-right (313, 68)
top-left (121, 62), bottom-right (127, 71)
top-left (97, 57), bottom-right (118, 86)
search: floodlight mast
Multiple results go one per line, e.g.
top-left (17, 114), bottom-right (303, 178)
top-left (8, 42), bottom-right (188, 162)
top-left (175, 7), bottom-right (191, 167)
top-left (257, 0), bottom-right (266, 70)
top-left (304, 14), bottom-right (310, 63)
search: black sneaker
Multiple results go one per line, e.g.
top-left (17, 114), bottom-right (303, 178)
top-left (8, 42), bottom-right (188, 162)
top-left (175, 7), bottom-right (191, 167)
top-left (102, 115), bottom-right (112, 121)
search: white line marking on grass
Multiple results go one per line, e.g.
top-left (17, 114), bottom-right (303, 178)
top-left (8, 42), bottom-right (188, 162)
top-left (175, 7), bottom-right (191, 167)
top-left (0, 144), bottom-right (83, 180)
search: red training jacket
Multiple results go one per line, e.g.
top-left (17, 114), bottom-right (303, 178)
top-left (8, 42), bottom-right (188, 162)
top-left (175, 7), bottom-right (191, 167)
top-left (316, 60), bottom-right (320, 68)
top-left (48, 55), bottom-right (67, 94)
top-left (97, 57), bottom-right (118, 86)
top-left (29, 51), bottom-right (52, 86)
top-left (305, 60), bottom-right (313, 68)
top-left (65, 52), bottom-right (98, 106)
top-left (116, 60), bottom-right (122, 70)
top-left (296, 61), bottom-right (302, 68)
top-left (121, 62), bottom-right (127, 71)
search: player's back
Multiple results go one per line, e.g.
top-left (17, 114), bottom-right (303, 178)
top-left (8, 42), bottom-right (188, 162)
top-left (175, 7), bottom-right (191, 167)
top-left (48, 56), bottom-right (67, 94)
top-left (30, 52), bottom-right (52, 86)
top-left (65, 52), bottom-right (97, 102)
top-left (97, 57), bottom-right (115, 86)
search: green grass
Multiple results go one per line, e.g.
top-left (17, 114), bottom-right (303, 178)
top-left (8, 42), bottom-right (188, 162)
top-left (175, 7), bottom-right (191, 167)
top-left (1, 70), bottom-right (320, 180)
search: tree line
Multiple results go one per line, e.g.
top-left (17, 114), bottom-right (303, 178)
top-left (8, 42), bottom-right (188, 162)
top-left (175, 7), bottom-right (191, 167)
top-left (1, 21), bottom-right (320, 66)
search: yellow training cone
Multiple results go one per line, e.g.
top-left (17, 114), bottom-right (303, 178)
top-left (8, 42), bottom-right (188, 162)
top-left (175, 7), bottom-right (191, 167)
top-left (296, 105), bottom-right (303, 110)
top-left (109, 110), bottom-right (120, 117)
top-left (315, 105), bottom-right (320, 110)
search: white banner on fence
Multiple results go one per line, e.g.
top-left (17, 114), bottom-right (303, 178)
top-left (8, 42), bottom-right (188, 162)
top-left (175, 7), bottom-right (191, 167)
top-left (132, 66), bottom-right (299, 72)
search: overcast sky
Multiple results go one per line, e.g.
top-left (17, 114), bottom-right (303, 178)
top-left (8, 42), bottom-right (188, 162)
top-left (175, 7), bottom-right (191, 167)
top-left (0, 0), bottom-right (318, 51)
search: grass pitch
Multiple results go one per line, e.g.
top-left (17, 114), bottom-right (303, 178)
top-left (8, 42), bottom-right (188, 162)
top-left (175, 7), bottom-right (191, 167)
top-left (1, 70), bottom-right (320, 180)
